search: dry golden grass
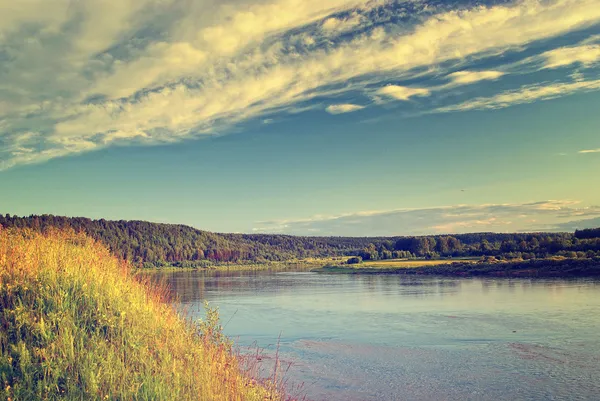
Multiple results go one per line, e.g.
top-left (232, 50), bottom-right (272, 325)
top-left (0, 227), bottom-right (284, 401)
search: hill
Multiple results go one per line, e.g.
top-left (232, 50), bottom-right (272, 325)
top-left (1, 214), bottom-right (599, 267)
top-left (0, 227), bottom-right (281, 400)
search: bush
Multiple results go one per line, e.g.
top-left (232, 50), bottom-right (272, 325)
top-left (347, 256), bottom-right (362, 264)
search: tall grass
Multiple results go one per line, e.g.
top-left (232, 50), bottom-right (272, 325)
top-left (0, 227), bottom-right (282, 400)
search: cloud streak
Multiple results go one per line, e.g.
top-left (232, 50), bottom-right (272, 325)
top-left (252, 200), bottom-right (600, 236)
top-left (376, 85), bottom-right (431, 101)
top-left (542, 44), bottom-right (600, 69)
top-left (325, 104), bottom-right (366, 114)
top-left (435, 79), bottom-right (600, 112)
top-left (446, 70), bottom-right (505, 85)
top-left (1, 0), bottom-right (600, 169)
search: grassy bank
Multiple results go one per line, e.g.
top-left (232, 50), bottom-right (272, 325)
top-left (143, 257), bottom-right (343, 272)
top-left (350, 258), bottom-right (479, 269)
top-left (313, 257), bottom-right (600, 277)
top-left (0, 228), bottom-right (282, 400)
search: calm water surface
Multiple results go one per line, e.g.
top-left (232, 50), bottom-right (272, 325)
top-left (153, 270), bottom-right (600, 400)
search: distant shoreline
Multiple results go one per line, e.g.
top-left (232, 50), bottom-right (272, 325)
top-left (312, 258), bottom-right (600, 278)
top-left (3, 215), bottom-right (600, 274)
top-left (138, 257), bottom-right (341, 272)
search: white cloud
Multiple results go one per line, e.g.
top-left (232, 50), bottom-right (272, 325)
top-left (251, 200), bottom-right (599, 236)
top-left (436, 79), bottom-right (600, 112)
top-left (2, 0), bottom-right (600, 169)
top-left (447, 70), bottom-right (505, 85)
top-left (531, 199), bottom-right (580, 210)
top-left (579, 148), bottom-right (600, 154)
top-left (102, 130), bottom-right (150, 144)
top-left (580, 34), bottom-right (600, 45)
top-left (431, 217), bottom-right (510, 234)
top-left (325, 103), bottom-right (366, 114)
top-left (198, 0), bottom-right (363, 55)
top-left (322, 12), bottom-right (364, 34)
top-left (89, 42), bottom-right (208, 100)
top-left (0, 0), bottom-right (71, 37)
top-left (377, 85), bottom-right (431, 101)
top-left (542, 44), bottom-right (600, 69)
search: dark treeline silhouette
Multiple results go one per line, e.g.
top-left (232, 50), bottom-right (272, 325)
top-left (575, 227), bottom-right (600, 239)
top-left (1, 214), bottom-right (600, 267)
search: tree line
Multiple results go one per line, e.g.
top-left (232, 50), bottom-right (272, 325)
top-left (354, 232), bottom-right (600, 262)
top-left (1, 214), bottom-right (599, 267)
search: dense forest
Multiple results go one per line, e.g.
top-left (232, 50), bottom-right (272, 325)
top-left (355, 230), bottom-right (600, 262)
top-left (1, 214), bottom-right (599, 267)
top-left (0, 214), bottom-right (389, 266)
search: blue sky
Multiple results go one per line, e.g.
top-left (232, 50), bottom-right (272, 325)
top-left (1, 0), bottom-right (599, 236)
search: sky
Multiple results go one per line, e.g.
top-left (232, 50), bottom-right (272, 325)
top-left (0, 0), bottom-right (599, 236)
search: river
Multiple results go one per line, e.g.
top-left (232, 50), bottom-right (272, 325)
top-left (151, 270), bottom-right (600, 400)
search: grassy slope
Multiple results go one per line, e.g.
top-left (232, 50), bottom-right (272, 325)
top-left (0, 228), bottom-right (281, 401)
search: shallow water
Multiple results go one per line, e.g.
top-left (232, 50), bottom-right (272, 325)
top-left (153, 270), bottom-right (600, 400)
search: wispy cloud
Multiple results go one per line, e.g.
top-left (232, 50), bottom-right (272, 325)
top-left (252, 200), bottom-right (600, 236)
top-left (578, 148), bottom-right (600, 153)
top-left (446, 70), bottom-right (505, 85)
top-left (1, 0), bottom-right (600, 169)
top-left (542, 44), bottom-right (600, 69)
top-left (376, 85), bottom-right (431, 101)
top-left (325, 103), bottom-right (366, 114)
top-left (435, 79), bottom-right (600, 113)
top-left (321, 12), bottom-right (365, 34)
top-left (546, 216), bottom-right (600, 231)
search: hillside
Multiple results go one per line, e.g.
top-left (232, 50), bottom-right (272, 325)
top-left (1, 214), bottom-right (599, 267)
top-left (0, 227), bottom-right (281, 400)
top-left (0, 214), bottom-right (383, 266)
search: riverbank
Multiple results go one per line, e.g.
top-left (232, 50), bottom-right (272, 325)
top-left (0, 228), bottom-right (283, 400)
top-left (313, 257), bottom-right (600, 277)
top-left (140, 257), bottom-right (343, 272)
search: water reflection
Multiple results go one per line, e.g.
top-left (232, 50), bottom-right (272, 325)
top-left (155, 270), bottom-right (471, 303)
top-left (148, 270), bottom-right (600, 401)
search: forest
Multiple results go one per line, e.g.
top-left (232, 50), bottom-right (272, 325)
top-left (1, 214), bottom-right (599, 267)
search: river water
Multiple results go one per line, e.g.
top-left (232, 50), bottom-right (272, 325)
top-left (152, 270), bottom-right (600, 400)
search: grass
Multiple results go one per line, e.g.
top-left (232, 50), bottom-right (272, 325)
top-left (356, 258), bottom-right (479, 269)
top-left (314, 257), bottom-right (600, 277)
top-left (216, 257), bottom-right (343, 271)
top-left (145, 257), bottom-right (342, 272)
top-left (0, 227), bottom-right (285, 401)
